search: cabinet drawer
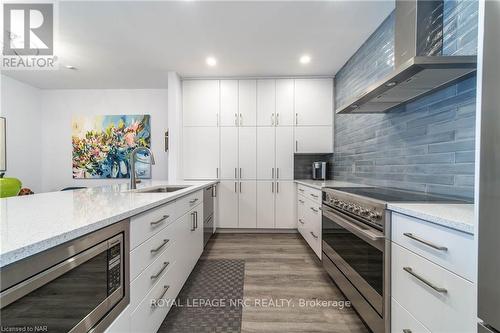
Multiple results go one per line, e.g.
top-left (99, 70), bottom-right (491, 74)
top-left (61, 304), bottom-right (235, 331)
top-left (391, 298), bottom-right (430, 333)
top-left (392, 212), bottom-right (475, 281)
top-left (297, 184), bottom-right (322, 204)
top-left (130, 219), bottom-right (182, 281)
top-left (130, 240), bottom-right (178, 311)
top-left (130, 261), bottom-right (181, 333)
top-left (130, 202), bottom-right (178, 250)
top-left (177, 190), bottom-right (203, 216)
top-left (392, 243), bottom-right (475, 333)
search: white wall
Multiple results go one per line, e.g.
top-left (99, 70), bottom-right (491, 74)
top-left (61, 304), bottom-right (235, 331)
top-left (40, 89), bottom-right (168, 192)
top-left (0, 75), bottom-right (43, 193)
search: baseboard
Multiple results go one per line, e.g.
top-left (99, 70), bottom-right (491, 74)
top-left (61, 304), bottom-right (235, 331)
top-left (215, 228), bottom-right (298, 234)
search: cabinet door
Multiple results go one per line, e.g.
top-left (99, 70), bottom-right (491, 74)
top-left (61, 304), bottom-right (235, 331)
top-left (275, 181), bottom-right (296, 228)
top-left (183, 127), bottom-right (219, 179)
top-left (183, 80), bottom-right (220, 126)
top-left (276, 79), bottom-right (294, 126)
top-left (238, 181), bottom-right (257, 228)
top-left (294, 79), bottom-right (333, 126)
top-left (256, 181), bottom-right (275, 228)
top-left (189, 204), bottom-right (204, 264)
top-left (257, 127), bottom-right (275, 180)
top-left (218, 181), bottom-right (239, 228)
top-left (220, 127), bottom-right (238, 179)
top-left (238, 127), bottom-right (257, 179)
top-left (238, 80), bottom-right (257, 126)
top-left (220, 80), bottom-right (238, 127)
top-left (257, 79), bottom-right (276, 126)
top-left (294, 126), bottom-right (333, 153)
top-left (275, 127), bottom-right (294, 180)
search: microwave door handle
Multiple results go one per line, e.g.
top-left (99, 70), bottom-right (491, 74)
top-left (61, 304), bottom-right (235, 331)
top-left (323, 206), bottom-right (384, 242)
top-left (0, 241), bottom-right (109, 308)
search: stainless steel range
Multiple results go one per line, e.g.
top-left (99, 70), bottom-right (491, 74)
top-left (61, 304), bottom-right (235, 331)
top-left (321, 187), bottom-right (468, 333)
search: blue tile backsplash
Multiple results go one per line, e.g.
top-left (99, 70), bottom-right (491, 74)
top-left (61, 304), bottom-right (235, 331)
top-left (333, 0), bottom-right (478, 200)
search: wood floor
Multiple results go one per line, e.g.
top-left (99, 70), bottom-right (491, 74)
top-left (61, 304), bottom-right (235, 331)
top-left (201, 233), bottom-right (369, 333)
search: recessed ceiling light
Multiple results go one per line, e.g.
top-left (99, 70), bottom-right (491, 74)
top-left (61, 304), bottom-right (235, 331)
top-left (299, 55), bottom-right (311, 64)
top-left (206, 57), bottom-right (217, 67)
top-left (65, 65), bottom-right (77, 70)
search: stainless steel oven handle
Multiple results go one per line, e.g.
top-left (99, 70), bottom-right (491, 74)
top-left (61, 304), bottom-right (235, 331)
top-left (150, 262), bottom-right (170, 280)
top-left (150, 215), bottom-right (169, 227)
top-left (151, 285), bottom-right (170, 308)
top-left (322, 206), bottom-right (384, 242)
top-left (150, 239), bottom-right (170, 254)
top-left (403, 267), bottom-right (447, 293)
top-left (403, 233), bottom-right (448, 251)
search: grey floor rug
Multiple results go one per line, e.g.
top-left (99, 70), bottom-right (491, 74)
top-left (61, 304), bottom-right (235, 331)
top-left (158, 259), bottom-right (245, 333)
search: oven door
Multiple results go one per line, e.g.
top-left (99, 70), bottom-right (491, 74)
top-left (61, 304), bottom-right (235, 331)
top-left (0, 234), bottom-right (124, 333)
top-left (322, 204), bottom-right (385, 315)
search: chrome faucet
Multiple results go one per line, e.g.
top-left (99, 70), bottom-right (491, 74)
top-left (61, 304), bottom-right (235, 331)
top-left (130, 147), bottom-right (155, 189)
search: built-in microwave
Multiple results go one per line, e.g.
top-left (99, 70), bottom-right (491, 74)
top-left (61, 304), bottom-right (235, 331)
top-left (0, 220), bottom-right (130, 333)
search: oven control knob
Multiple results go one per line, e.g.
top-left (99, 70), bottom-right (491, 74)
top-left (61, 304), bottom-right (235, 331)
top-left (360, 209), bottom-right (369, 216)
top-left (353, 206), bottom-right (360, 213)
top-left (347, 204), bottom-right (355, 211)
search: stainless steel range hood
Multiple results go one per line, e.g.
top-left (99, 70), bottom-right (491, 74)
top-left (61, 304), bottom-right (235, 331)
top-left (336, 0), bottom-right (477, 114)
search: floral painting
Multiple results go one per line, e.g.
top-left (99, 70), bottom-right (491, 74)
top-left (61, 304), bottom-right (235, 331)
top-left (72, 115), bottom-right (151, 179)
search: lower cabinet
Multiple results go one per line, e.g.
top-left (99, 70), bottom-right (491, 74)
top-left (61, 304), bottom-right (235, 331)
top-left (218, 181), bottom-right (239, 228)
top-left (105, 191), bottom-right (205, 333)
top-left (296, 184), bottom-right (322, 259)
top-left (238, 181), bottom-right (257, 228)
top-left (256, 181), bottom-right (296, 229)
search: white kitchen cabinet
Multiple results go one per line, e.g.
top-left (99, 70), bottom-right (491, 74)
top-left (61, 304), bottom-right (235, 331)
top-left (294, 126), bottom-right (333, 153)
top-left (238, 80), bottom-right (257, 126)
top-left (183, 80), bottom-right (220, 127)
top-left (217, 181), bottom-right (239, 228)
top-left (257, 79), bottom-right (276, 126)
top-left (294, 78), bottom-right (333, 126)
top-left (238, 181), bottom-right (257, 228)
top-left (257, 127), bottom-right (275, 180)
top-left (183, 127), bottom-right (219, 179)
top-left (391, 298), bottom-right (430, 333)
top-left (238, 127), bottom-right (257, 179)
top-left (275, 79), bottom-right (294, 126)
top-left (296, 184), bottom-right (322, 258)
top-left (275, 181), bottom-right (296, 229)
top-left (220, 127), bottom-right (239, 179)
top-left (220, 80), bottom-right (238, 127)
top-left (256, 181), bottom-right (275, 228)
top-left (275, 127), bottom-right (294, 180)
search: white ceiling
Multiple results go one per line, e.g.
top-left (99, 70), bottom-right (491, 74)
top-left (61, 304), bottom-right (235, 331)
top-left (3, 1), bottom-right (395, 89)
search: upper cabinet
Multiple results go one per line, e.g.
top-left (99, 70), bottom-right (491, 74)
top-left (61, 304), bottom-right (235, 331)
top-left (220, 80), bottom-right (239, 127)
top-left (183, 80), bottom-right (220, 126)
top-left (275, 79), bottom-right (295, 126)
top-left (294, 79), bottom-right (333, 126)
top-left (257, 80), bottom-right (276, 127)
top-left (238, 80), bottom-right (257, 126)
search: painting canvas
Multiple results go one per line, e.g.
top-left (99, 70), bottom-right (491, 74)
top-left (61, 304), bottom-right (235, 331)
top-left (72, 115), bottom-right (151, 179)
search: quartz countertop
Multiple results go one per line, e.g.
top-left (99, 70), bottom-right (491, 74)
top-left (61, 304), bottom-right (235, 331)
top-left (294, 179), bottom-right (365, 190)
top-left (387, 203), bottom-right (475, 235)
top-left (0, 180), bottom-right (217, 267)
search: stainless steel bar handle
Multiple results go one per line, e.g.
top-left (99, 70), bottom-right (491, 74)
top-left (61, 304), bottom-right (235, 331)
top-left (235, 167), bottom-right (238, 178)
top-left (151, 285), bottom-right (170, 308)
top-left (150, 215), bottom-right (169, 226)
top-left (239, 168), bottom-right (242, 178)
top-left (298, 188), bottom-right (304, 192)
top-left (151, 239), bottom-right (170, 254)
top-left (276, 182), bottom-right (279, 193)
top-left (189, 198), bottom-right (199, 204)
top-left (235, 113), bottom-right (238, 126)
top-left (299, 218), bottom-right (304, 225)
top-left (150, 262), bottom-right (170, 280)
top-left (271, 113), bottom-right (275, 126)
top-left (310, 207), bottom-right (319, 213)
top-left (239, 113), bottom-right (243, 126)
top-left (272, 168), bottom-right (275, 179)
top-left (298, 199), bottom-right (305, 203)
top-left (403, 233), bottom-right (448, 251)
top-left (276, 168), bottom-right (279, 179)
top-left (403, 267), bottom-right (447, 293)
top-left (403, 330), bottom-right (412, 333)
top-left (295, 140), bottom-right (298, 152)
top-left (272, 182), bottom-right (274, 193)
top-left (191, 212), bottom-right (196, 231)
top-left (295, 112), bottom-right (298, 125)
top-left (310, 193), bottom-right (319, 198)
top-left (216, 167), bottom-right (219, 178)
top-left (310, 231), bottom-right (318, 239)
top-left (234, 182), bottom-right (237, 192)
top-left (276, 113), bottom-right (279, 126)
top-left (194, 211), bottom-right (198, 229)
top-left (239, 182), bottom-right (242, 193)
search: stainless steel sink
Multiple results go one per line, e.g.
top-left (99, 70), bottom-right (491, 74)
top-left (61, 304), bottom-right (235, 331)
top-left (131, 185), bottom-right (190, 193)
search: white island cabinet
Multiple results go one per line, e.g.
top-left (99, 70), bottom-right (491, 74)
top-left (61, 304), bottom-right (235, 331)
top-left (105, 190), bottom-right (205, 333)
top-left (390, 212), bottom-right (475, 333)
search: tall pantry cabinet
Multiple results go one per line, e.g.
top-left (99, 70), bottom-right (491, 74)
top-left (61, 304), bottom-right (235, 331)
top-left (183, 78), bottom-right (333, 229)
